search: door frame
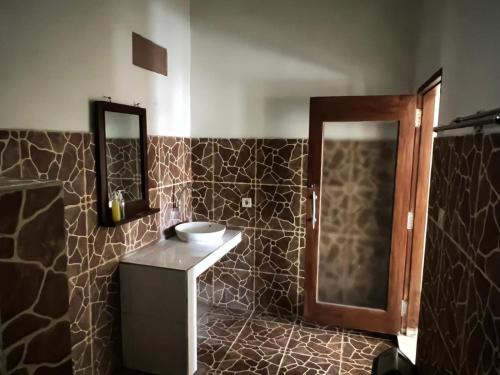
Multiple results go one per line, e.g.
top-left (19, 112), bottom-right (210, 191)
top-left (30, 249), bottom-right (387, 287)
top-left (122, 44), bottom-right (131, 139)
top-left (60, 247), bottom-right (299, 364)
top-left (304, 95), bottom-right (417, 335)
top-left (402, 69), bottom-right (443, 334)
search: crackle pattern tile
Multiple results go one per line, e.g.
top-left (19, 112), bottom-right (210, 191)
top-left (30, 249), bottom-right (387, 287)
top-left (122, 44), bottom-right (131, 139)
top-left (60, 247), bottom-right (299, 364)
top-left (87, 202), bottom-right (129, 268)
top-left (255, 185), bottom-right (302, 232)
top-left (196, 306), bottom-right (395, 375)
top-left (279, 353), bottom-right (341, 374)
top-left (147, 135), bottom-right (161, 189)
top-left (0, 180), bottom-right (72, 374)
top-left (198, 337), bottom-right (232, 374)
top-left (256, 139), bottom-right (303, 186)
top-left (342, 334), bottom-right (393, 367)
top-left (215, 228), bottom-right (254, 270)
top-left (71, 335), bottom-right (93, 375)
top-left (68, 272), bottom-right (91, 347)
top-left (213, 268), bottom-right (255, 311)
top-left (216, 343), bottom-right (283, 375)
top-left (287, 326), bottom-right (342, 360)
top-left (198, 312), bottom-right (248, 342)
top-left (192, 138), bottom-right (214, 182)
top-left (65, 204), bottom-right (89, 278)
top-left (83, 133), bottom-right (97, 203)
top-left (236, 319), bottom-right (294, 350)
top-left (0, 130), bottom-right (21, 178)
top-left (254, 272), bottom-right (298, 318)
top-left (417, 133), bottom-right (500, 374)
top-left (160, 136), bottom-right (190, 186)
top-left (254, 229), bottom-right (300, 276)
top-left (19, 130), bottom-right (86, 206)
top-left (192, 181), bottom-right (214, 222)
top-left (214, 139), bottom-right (255, 183)
top-left (198, 268), bottom-right (214, 305)
top-left (213, 183), bottom-right (255, 228)
top-left (90, 261), bottom-right (122, 374)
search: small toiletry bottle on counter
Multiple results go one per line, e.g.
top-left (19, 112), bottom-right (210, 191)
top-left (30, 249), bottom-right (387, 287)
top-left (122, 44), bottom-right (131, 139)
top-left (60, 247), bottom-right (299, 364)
top-left (111, 192), bottom-right (121, 222)
top-left (118, 191), bottom-right (126, 220)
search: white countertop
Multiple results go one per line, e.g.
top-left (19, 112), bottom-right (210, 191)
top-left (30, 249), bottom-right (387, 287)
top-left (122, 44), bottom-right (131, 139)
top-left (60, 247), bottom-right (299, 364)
top-left (120, 230), bottom-right (241, 277)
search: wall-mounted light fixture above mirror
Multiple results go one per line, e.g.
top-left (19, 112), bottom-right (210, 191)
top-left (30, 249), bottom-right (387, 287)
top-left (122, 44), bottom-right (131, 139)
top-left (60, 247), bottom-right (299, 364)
top-left (94, 101), bottom-right (159, 226)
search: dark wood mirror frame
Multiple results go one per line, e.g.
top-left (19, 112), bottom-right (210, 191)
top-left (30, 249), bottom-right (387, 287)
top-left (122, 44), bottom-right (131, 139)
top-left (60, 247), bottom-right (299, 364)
top-left (94, 101), bottom-right (159, 227)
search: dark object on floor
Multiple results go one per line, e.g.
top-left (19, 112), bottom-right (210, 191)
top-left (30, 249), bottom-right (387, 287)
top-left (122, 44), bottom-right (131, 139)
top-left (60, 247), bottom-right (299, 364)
top-left (372, 347), bottom-right (418, 374)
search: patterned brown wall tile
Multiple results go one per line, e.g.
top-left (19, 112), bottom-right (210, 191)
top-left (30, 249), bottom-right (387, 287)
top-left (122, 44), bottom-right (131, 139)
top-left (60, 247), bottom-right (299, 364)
top-left (160, 137), bottom-right (190, 186)
top-left (68, 272), bottom-right (91, 347)
top-left (213, 139), bottom-right (255, 184)
top-left (147, 135), bottom-right (160, 189)
top-left (1, 128), bottom-right (196, 375)
top-left (83, 133), bottom-right (97, 204)
top-left (193, 137), bottom-right (309, 318)
top-left (0, 180), bottom-right (71, 375)
top-left (254, 229), bottom-right (299, 276)
top-left (87, 202), bottom-right (129, 268)
top-left (65, 205), bottom-right (89, 278)
top-left (213, 183), bottom-right (255, 228)
top-left (127, 212), bottom-right (160, 251)
top-left (215, 228), bottom-right (254, 270)
top-left (254, 272), bottom-right (298, 318)
top-left (301, 139), bottom-right (308, 187)
top-left (0, 130), bottom-right (21, 178)
top-left (71, 336), bottom-right (93, 375)
top-left (192, 138), bottom-right (214, 182)
top-left (213, 268), bottom-right (254, 311)
top-left (255, 185), bottom-right (301, 232)
top-left (417, 133), bottom-right (500, 374)
top-left (256, 139), bottom-right (303, 186)
top-left (191, 182), bottom-right (213, 222)
top-left (19, 131), bottom-right (86, 206)
top-left (90, 261), bottom-right (122, 374)
top-left (198, 268), bottom-right (214, 305)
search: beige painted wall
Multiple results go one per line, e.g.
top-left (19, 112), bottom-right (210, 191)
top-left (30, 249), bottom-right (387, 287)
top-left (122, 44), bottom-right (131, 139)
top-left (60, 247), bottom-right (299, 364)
top-left (414, 0), bottom-right (500, 125)
top-left (0, 0), bottom-right (190, 136)
top-left (190, 0), bottom-right (419, 138)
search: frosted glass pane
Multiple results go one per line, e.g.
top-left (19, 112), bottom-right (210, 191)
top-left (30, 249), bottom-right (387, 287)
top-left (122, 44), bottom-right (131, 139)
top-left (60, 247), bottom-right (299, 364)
top-left (317, 121), bottom-right (398, 309)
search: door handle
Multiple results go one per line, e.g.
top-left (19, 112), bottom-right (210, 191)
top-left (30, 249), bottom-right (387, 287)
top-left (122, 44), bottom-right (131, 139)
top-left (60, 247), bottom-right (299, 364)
top-left (310, 185), bottom-right (317, 230)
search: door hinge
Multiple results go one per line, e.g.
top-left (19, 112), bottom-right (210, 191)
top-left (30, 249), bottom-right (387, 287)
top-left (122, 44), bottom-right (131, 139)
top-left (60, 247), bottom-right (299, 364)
top-left (415, 109), bottom-right (422, 128)
top-left (407, 212), bottom-right (414, 230)
top-left (401, 300), bottom-right (408, 317)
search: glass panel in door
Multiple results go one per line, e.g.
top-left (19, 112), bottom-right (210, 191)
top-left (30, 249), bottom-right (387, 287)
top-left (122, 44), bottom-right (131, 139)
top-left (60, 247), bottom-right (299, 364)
top-left (317, 121), bottom-right (398, 310)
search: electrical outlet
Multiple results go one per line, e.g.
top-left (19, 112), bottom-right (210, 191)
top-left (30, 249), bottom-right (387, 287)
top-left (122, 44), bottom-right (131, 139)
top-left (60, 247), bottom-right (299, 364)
top-left (242, 197), bottom-right (252, 208)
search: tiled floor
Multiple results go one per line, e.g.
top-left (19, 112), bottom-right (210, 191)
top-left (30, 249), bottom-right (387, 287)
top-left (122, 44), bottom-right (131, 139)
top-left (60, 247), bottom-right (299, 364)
top-left (196, 306), bottom-right (396, 374)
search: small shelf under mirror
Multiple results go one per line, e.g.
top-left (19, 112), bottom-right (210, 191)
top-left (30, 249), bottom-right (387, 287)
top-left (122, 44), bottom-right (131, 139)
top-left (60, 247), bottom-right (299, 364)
top-left (100, 207), bottom-right (160, 227)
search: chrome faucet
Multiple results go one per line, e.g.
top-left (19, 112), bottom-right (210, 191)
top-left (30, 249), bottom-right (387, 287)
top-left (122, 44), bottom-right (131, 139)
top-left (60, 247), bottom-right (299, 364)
top-left (171, 183), bottom-right (192, 220)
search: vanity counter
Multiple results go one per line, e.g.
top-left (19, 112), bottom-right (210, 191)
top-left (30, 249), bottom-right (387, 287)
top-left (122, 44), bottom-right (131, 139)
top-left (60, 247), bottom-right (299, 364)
top-left (119, 230), bottom-right (241, 375)
top-left (121, 230), bottom-right (241, 276)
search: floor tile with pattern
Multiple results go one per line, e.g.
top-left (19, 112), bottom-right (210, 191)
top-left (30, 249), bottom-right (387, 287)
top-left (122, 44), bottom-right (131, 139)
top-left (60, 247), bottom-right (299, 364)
top-left (196, 306), bottom-right (395, 375)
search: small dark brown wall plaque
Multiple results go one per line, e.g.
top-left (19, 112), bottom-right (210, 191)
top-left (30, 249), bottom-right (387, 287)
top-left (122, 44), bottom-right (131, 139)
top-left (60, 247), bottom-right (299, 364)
top-left (132, 32), bottom-right (167, 76)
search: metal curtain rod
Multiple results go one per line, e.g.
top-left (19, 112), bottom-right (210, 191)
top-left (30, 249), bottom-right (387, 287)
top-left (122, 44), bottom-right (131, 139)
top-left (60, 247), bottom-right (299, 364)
top-left (434, 107), bottom-right (500, 132)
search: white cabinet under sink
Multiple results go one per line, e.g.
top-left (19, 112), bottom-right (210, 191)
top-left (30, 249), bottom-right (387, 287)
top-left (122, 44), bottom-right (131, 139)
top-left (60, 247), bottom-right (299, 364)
top-left (119, 230), bottom-right (241, 374)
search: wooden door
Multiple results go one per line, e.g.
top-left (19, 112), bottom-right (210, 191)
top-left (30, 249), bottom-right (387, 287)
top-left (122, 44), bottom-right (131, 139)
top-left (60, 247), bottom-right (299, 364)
top-left (304, 95), bottom-right (417, 335)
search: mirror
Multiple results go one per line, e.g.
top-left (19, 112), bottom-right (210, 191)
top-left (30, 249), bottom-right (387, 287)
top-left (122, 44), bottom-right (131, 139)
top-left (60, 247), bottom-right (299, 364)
top-left (105, 112), bottom-right (143, 202)
top-left (94, 101), bottom-right (158, 226)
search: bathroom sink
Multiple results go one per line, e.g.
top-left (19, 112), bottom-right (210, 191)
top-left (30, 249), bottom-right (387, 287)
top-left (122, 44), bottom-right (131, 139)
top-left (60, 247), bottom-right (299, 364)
top-left (175, 222), bottom-right (226, 244)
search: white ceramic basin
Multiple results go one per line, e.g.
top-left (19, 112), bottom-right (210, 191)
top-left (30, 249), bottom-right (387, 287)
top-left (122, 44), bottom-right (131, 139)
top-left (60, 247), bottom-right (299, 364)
top-left (175, 222), bottom-right (226, 244)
